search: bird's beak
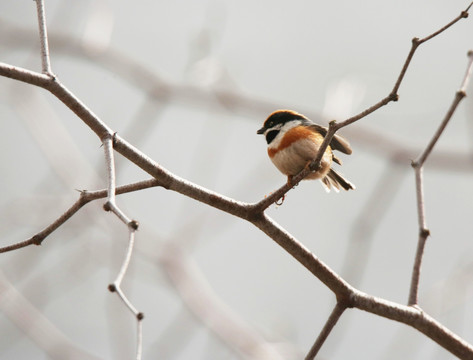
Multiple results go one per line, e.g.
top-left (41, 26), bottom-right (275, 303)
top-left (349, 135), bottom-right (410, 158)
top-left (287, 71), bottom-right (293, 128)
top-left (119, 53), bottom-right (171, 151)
top-left (256, 127), bottom-right (266, 135)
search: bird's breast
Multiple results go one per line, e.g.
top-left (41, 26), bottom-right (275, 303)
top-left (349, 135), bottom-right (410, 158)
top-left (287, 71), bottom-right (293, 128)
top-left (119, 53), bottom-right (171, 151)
top-left (268, 126), bottom-right (324, 158)
top-left (267, 127), bottom-right (332, 177)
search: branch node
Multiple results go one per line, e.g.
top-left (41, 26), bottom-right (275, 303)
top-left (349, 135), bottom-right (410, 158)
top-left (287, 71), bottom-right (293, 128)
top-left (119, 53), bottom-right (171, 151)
top-left (412, 37), bottom-right (421, 46)
top-left (32, 235), bottom-right (42, 246)
top-left (420, 228), bottom-right (431, 238)
top-left (47, 73), bottom-right (57, 81)
top-left (461, 10), bottom-right (469, 18)
top-left (137, 312), bottom-right (145, 321)
top-left (112, 132), bottom-right (118, 146)
top-left (337, 292), bottom-right (355, 308)
top-left (108, 283), bottom-right (117, 292)
top-left (249, 211), bottom-right (265, 224)
top-left (409, 303), bottom-right (423, 312)
top-left (128, 220), bottom-right (140, 231)
top-left (389, 92), bottom-right (399, 102)
top-left (103, 201), bottom-right (112, 212)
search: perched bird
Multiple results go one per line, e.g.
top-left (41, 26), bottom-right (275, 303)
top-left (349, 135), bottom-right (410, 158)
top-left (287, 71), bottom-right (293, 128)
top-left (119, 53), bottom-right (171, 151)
top-left (257, 110), bottom-right (355, 192)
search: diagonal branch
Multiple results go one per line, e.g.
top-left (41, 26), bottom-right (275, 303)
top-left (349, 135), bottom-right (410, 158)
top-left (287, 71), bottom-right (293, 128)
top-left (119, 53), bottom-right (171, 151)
top-left (341, 1), bottom-right (472, 130)
top-left (0, 179), bottom-right (159, 253)
top-left (408, 50), bottom-right (473, 306)
top-left (305, 301), bottom-right (348, 360)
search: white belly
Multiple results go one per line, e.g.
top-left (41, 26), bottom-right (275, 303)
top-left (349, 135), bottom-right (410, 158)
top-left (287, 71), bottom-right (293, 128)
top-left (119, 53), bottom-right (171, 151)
top-left (270, 139), bottom-right (332, 179)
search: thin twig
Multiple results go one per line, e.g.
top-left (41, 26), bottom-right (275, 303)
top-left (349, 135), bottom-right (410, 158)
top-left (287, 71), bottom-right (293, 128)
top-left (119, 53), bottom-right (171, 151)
top-left (102, 135), bottom-right (133, 224)
top-left (101, 134), bottom-right (143, 359)
top-left (111, 231), bottom-right (137, 290)
top-left (339, 2), bottom-right (472, 130)
top-left (461, 50), bottom-right (473, 92)
top-left (408, 166), bottom-right (429, 307)
top-left (136, 319), bottom-right (143, 360)
top-left (0, 178), bottom-right (159, 253)
top-left (408, 51), bottom-right (473, 306)
top-left (107, 230), bottom-right (144, 360)
top-left (420, 3), bottom-right (472, 44)
top-left (34, 0), bottom-right (53, 76)
top-left (103, 135), bottom-right (117, 204)
top-left (305, 301), bottom-right (347, 360)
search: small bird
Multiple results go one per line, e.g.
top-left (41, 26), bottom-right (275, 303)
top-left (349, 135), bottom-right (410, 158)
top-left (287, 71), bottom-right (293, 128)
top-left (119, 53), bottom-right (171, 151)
top-left (257, 109), bottom-right (355, 192)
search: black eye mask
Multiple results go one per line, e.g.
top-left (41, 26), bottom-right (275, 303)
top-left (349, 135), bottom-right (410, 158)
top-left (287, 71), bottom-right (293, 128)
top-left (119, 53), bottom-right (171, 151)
top-left (265, 130), bottom-right (279, 145)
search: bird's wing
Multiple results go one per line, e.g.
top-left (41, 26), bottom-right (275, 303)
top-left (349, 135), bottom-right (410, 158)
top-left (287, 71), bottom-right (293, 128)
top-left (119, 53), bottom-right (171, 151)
top-left (307, 124), bottom-right (352, 155)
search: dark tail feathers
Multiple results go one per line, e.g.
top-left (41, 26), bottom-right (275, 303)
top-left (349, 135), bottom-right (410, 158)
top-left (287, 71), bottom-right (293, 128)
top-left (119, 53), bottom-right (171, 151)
top-left (321, 169), bottom-right (355, 192)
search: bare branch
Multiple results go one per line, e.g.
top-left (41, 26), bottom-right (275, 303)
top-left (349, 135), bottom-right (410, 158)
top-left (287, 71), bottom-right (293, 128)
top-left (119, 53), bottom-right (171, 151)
top-left (136, 319), bottom-right (143, 360)
top-left (408, 51), bottom-right (473, 306)
top-left (0, 194), bottom-right (89, 253)
top-left (103, 136), bottom-right (117, 203)
top-left (0, 62), bottom-right (52, 86)
top-left (419, 3), bottom-right (472, 44)
top-left (340, 2), bottom-right (472, 130)
top-left (351, 291), bottom-right (473, 359)
top-left (460, 50), bottom-right (473, 92)
top-left (107, 230), bottom-right (144, 360)
top-left (305, 301), bottom-right (347, 360)
top-left (0, 179), bottom-right (159, 253)
top-left (102, 134), bottom-right (134, 225)
top-left (110, 231), bottom-right (137, 294)
top-left (101, 134), bottom-right (143, 359)
top-left (34, 0), bottom-right (53, 76)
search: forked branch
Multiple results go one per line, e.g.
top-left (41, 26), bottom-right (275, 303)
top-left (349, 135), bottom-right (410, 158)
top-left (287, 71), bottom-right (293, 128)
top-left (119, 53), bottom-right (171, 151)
top-left (408, 50), bottom-right (473, 306)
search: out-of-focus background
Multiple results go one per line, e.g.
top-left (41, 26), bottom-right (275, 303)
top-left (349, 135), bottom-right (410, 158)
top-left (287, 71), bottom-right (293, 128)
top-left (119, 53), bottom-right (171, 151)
top-left (1, 1), bottom-right (473, 359)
